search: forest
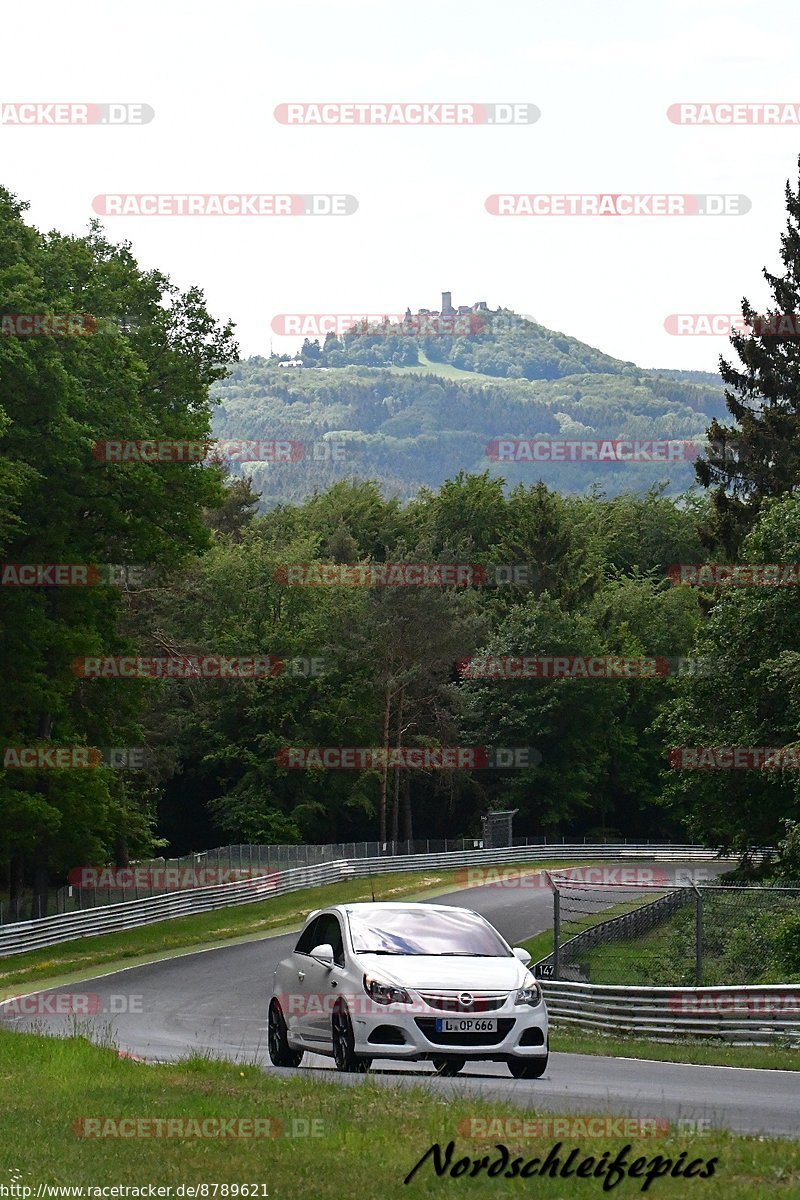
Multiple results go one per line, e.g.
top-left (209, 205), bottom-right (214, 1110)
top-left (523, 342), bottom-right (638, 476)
top-left (3, 161), bottom-right (800, 912)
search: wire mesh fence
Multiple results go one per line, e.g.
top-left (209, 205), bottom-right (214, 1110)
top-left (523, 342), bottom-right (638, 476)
top-left (536, 871), bottom-right (800, 986)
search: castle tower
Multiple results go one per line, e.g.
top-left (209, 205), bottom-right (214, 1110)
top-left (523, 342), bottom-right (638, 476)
top-left (441, 290), bottom-right (454, 315)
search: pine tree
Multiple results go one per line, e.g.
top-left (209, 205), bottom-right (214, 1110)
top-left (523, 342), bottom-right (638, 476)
top-left (696, 155), bottom-right (800, 552)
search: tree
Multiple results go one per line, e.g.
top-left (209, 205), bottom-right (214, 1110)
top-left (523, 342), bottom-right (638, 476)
top-left (656, 494), bottom-right (800, 851)
top-left (696, 155), bottom-right (800, 552)
top-left (0, 188), bottom-right (237, 909)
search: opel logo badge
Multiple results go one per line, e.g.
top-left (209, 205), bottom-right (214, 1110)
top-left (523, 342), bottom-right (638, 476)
top-left (459, 991), bottom-right (474, 1008)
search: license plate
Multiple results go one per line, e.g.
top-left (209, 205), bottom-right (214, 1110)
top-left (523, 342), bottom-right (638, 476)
top-left (435, 1017), bottom-right (498, 1033)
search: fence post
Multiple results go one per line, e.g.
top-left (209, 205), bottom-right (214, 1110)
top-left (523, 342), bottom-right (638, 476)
top-left (553, 885), bottom-right (561, 980)
top-left (544, 871), bottom-right (560, 980)
top-left (691, 880), bottom-right (703, 985)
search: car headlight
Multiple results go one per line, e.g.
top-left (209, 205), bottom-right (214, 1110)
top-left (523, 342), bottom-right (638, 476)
top-left (363, 974), bottom-right (412, 1005)
top-left (515, 981), bottom-right (543, 1006)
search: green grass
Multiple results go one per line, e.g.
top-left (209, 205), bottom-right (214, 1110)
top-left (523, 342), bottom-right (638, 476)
top-left (519, 892), bottom-right (671, 967)
top-left (550, 1027), bottom-right (800, 1071)
top-left (388, 350), bottom-right (499, 382)
top-left (0, 861), bottom-right (589, 996)
top-left (1, 1029), bottom-right (799, 1196)
top-left (578, 908), bottom-right (691, 985)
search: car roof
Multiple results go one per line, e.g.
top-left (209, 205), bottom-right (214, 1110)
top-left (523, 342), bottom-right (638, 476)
top-left (337, 901), bottom-right (480, 916)
top-left (299, 902), bottom-right (491, 928)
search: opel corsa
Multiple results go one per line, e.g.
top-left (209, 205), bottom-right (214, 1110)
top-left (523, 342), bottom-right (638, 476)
top-left (268, 902), bottom-right (548, 1077)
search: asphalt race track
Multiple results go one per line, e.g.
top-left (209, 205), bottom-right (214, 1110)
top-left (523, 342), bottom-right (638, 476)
top-left (4, 860), bottom-right (800, 1138)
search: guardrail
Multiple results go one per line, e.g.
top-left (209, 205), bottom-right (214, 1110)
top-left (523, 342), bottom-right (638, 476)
top-left (541, 980), bottom-right (800, 1045)
top-left (0, 842), bottom-right (726, 958)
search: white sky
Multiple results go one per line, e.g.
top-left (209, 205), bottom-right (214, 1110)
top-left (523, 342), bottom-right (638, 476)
top-left (2, 0), bottom-right (800, 370)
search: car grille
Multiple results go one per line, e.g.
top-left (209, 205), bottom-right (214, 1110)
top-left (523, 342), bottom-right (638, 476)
top-left (415, 1017), bottom-right (515, 1046)
top-left (417, 991), bottom-right (509, 1013)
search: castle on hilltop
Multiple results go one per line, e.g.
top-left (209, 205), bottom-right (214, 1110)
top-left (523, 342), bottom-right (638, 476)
top-left (404, 292), bottom-right (488, 321)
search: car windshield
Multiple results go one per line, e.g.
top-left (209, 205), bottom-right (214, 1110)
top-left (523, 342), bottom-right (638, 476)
top-left (347, 906), bottom-right (512, 956)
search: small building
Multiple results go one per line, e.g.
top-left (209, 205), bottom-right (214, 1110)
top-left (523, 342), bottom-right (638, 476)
top-left (481, 809), bottom-right (519, 849)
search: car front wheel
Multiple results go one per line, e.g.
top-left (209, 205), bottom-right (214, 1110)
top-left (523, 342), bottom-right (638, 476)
top-left (432, 1057), bottom-right (466, 1076)
top-left (268, 999), bottom-right (304, 1068)
top-left (332, 1002), bottom-right (372, 1073)
top-left (508, 1053), bottom-right (548, 1079)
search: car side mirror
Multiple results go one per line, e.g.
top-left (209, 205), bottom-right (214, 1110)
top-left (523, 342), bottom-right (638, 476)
top-left (310, 942), bottom-right (335, 969)
top-left (513, 947), bottom-right (532, 966)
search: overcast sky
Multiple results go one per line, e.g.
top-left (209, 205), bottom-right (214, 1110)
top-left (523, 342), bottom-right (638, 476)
top-left (3, 0), bottom-right (800, 370)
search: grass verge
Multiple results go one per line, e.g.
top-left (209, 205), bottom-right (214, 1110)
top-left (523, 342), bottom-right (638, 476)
top-left (2, 1028), bottom-right (799, 1197)
top-left (518, 892), bottom-right (670, 966)
top-left (550, 1027), bottom-right (800, 1071)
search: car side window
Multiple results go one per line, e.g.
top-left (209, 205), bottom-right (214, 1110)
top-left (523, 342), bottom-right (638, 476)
top-left (314, 913), bottom-right (345, 967)
top-left (294, 916), bottom-right (322, 956)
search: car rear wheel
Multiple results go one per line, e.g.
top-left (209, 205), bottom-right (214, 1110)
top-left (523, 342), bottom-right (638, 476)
top-left (332, 1003), bottom-right (372, 1073)
top-left (268, 999), bottom-right (304, 1068)
top-left (508, 1053), bottom-right (548, 1079)
top-left (432, 1057), bottom-right (466, 1076)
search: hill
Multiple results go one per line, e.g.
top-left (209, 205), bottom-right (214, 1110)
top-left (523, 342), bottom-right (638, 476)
top-left (211, 307), bottom-right (727, 505)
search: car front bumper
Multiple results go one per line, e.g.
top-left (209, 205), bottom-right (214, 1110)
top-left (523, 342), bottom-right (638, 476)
top-left (350, 1002), bottom-right (548, 1060)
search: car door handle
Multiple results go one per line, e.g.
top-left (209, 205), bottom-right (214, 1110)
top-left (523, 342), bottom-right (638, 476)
top-left (297, 971), bottom-right (305, 981)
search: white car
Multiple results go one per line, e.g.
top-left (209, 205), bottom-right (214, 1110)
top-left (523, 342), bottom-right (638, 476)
top-left (268, 901), bottom-right (548, 1078)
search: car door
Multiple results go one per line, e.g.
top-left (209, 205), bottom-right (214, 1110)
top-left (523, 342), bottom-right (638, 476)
top-left (297, 912), bottom-right (346, 1046)
top-left (285, 915), bottom-right (322, 1042)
